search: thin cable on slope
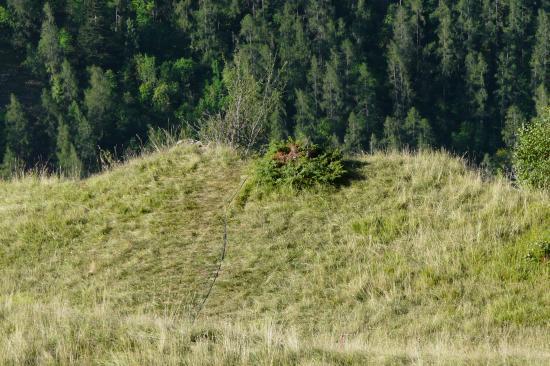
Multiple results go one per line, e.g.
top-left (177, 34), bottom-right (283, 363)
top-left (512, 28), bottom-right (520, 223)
top-left (192, 176), bottom-right (248, 323)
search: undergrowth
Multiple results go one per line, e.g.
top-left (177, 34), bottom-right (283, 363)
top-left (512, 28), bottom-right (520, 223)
top-left (253, 139), bottom-right (345, 191)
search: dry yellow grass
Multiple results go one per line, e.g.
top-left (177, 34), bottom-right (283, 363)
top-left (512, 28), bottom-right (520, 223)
top-left (0, 144), bottom-right (548, 364)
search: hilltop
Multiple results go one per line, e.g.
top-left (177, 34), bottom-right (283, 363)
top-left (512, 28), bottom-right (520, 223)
top-left (0, 143), bottom-right (548, 365)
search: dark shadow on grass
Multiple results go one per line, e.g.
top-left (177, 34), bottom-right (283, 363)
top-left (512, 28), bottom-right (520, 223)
top-left (335, 159), bottom-right (369, 188)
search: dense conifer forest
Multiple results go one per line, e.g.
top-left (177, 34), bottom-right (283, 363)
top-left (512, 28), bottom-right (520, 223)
top-left (0, 0), bottom-right (548, 176)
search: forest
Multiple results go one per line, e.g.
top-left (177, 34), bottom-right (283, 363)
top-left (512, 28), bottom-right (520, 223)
top-left (0, 0), bottom-right (548, 176)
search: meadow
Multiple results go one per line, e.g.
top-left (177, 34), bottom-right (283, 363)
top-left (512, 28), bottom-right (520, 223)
top-left (0, 143), bottom-right (548, 365)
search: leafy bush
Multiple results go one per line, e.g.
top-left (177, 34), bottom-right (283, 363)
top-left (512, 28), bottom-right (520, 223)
top-left (254, 139), bottom-right (345, 190)
top-left (525, 240), bottom-right (550, 264)
top-left (513, 107), bottom-right (550, 189)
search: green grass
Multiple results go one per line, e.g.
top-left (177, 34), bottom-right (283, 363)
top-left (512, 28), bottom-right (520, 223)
top-left (0, 143), bottom-right (549, 365)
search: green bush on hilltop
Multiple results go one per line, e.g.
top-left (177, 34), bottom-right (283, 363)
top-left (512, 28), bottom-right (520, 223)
top-left (254, 139), bottom-right (345, 190)
top-left (514, 107), bottom-right (550, 189)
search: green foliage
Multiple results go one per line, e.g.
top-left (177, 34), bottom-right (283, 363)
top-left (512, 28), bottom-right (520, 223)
top-left (254, 139), bottom-right (345, 190)
top-left (132, 0), bottom-right (155, 27)
top-left (0, 147), bottom-right (24, 178)
top-left (502, 105), bottom-right (526, 148)
top-left (525, 240), bottom-right (550, 264)
top-left (1, 0), bottom-right (550, 176)
top-left (0, 6), bottom-right (10, 26)
top-left (3, 94), bottom-right (31, 163)
top-left (69, 101), bottom-right (96, 171)
top-left (84, 66), bottom-right (116, 139)
top-left (514, 107), bottom-right (550, 189)
top-left (404, 107), bottom-right (433, 149)
top-left (56, 120), bottom-right (82, 178)
top-left (343, 112), bottom-right (366, 153)
top-left (58, 28), bottom-right (73, 54)
top-left (37, 3), bottom-right (62, 75)
top-left (199, 51), bottom-right (283, 152)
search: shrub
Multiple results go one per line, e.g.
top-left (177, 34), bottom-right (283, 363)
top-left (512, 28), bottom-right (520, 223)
top-left (525, 240), bottom-right (550, 264)
top-left (254, 139), bottom-right (345, 190)
top-left (513, 107), bottom-right (550, 189)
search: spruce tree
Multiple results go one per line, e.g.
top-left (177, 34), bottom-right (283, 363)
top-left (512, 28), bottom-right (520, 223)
top-left (321, 49), bottom-right (345, 139)
top-left (69, 101), bottom-right (97, 172)
top-left (404, 107), bottom-right (432, 150)
top-left (3, 94), bottom-right (31, 166)
top-left (434, 0), bottom-right (457, 78)
top-left (387, 4), bottom-right (414, 118)
top-left (502, 105), bottom-right (526, 149)
top-left (294, 89), bottom-right (316, 140)
top-left (383, 116), bottom-right (401, 150)
top-left (531, 9), bottom-right (549, 104)
top-left (84, 66), bottom-right (116, 144)
top-left (465, 51), bottom-right (488, 116)
top-left (56, 119), bottom-right (82, 177)
top-left (37, 2), bottom-right (62, 75)
top-left (344, 111), bottom-right (366, 153)
top-left (51, 59), bottom-right (79, 105)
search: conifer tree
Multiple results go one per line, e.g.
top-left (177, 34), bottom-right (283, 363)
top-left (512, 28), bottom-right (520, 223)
top-left (37, 3), bottom-right (62, 75)
top-left (276, 3), bottom-right (310, 99)
top-left (465, 51), bottom-right (489, 117)
top-left (502, 105), bottom-right (526, 149)
top-left (387, 4), bottom-right (414, 117)
top-left (404, 107), bottom-right (432, 150)
top-left (78, 0), bottom-right (111, 66)
top-left (3, 94), bottom-right (31, 165)
top-left (531, 9), bottom-right (549, 98)
top-left (56, 119), bottom-right (82, 177)
top-left (294, 89), bottom-right (316, 140)
top-left (84, 66), bottom-right (116, 144)
top-left (344, 111), bottom-right (366, 153)
top-left (434, 0), bottom-right (457, 78)
top-left (69, 101), bottom-right (97, 171)
top-left (383, 115), bottom-right (401, 150)
top-left (321, 49), bottom-right (345, 139)
top-left (51, 59), bottom-right (78, 105)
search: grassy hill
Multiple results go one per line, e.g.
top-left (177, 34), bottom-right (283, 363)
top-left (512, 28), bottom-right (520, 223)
top-left (0, 143), bottom-right (548, 365)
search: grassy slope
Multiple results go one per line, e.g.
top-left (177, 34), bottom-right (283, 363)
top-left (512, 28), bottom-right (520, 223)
top-left (0, 144), bottom-right (548, 365)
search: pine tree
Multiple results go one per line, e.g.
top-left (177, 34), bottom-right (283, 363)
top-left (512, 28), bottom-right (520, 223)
top-left (77, 0), bottom-right (111, 67)
top-left (37, 2), bottom-right (62, 75)
top-left (534, 84), bottom-right (548, 117)
top-left (275, 2), bottom-right (310, 95)
top-left (531, 9), bottom-right (549, 100)
top-left (383, 115), bottom-right (401, 150)
top-left (496, 0), bottom-right (532, 114)
top-left (321, 49), bottom-right (345, 139)
top-left (84, 66), bottom-right (116, 144)
top-left (344, 111), bottom-right (366, 153)
top-left (1, 147), bottom-right (24, 178)
top-left (69, 101), bottom-right (97, 171)
top-left (456, 0), bottom-right (481, 52)
top-left (465, 51), bottom-right (488, 116)
top-left (294, 89), bottom-right (316, 140)
top-left (51, 59), bottom-right (79, 105)
top-left (353, 63), bottom-right (376, 129)
top-left (404, 107), bottom-right (432, 150)
top-left (3, 94), bottom-right (31, 165)
top-left (387, 4), bottom-right (414, 117)
top-left (306, 0), bottom-right (336, 60)
top-left (434, 0), bottom-right (457, 78)
top-left (56, 119), bottom-right (82, 177)
top-left (408, 0), bottom-right (425, 69)
top-left (307, 55), bottom-right (323, 116)
top-left (502, 105), bottom-right (525, 148)
top-left (181, 0), bottom-right (228, 63)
